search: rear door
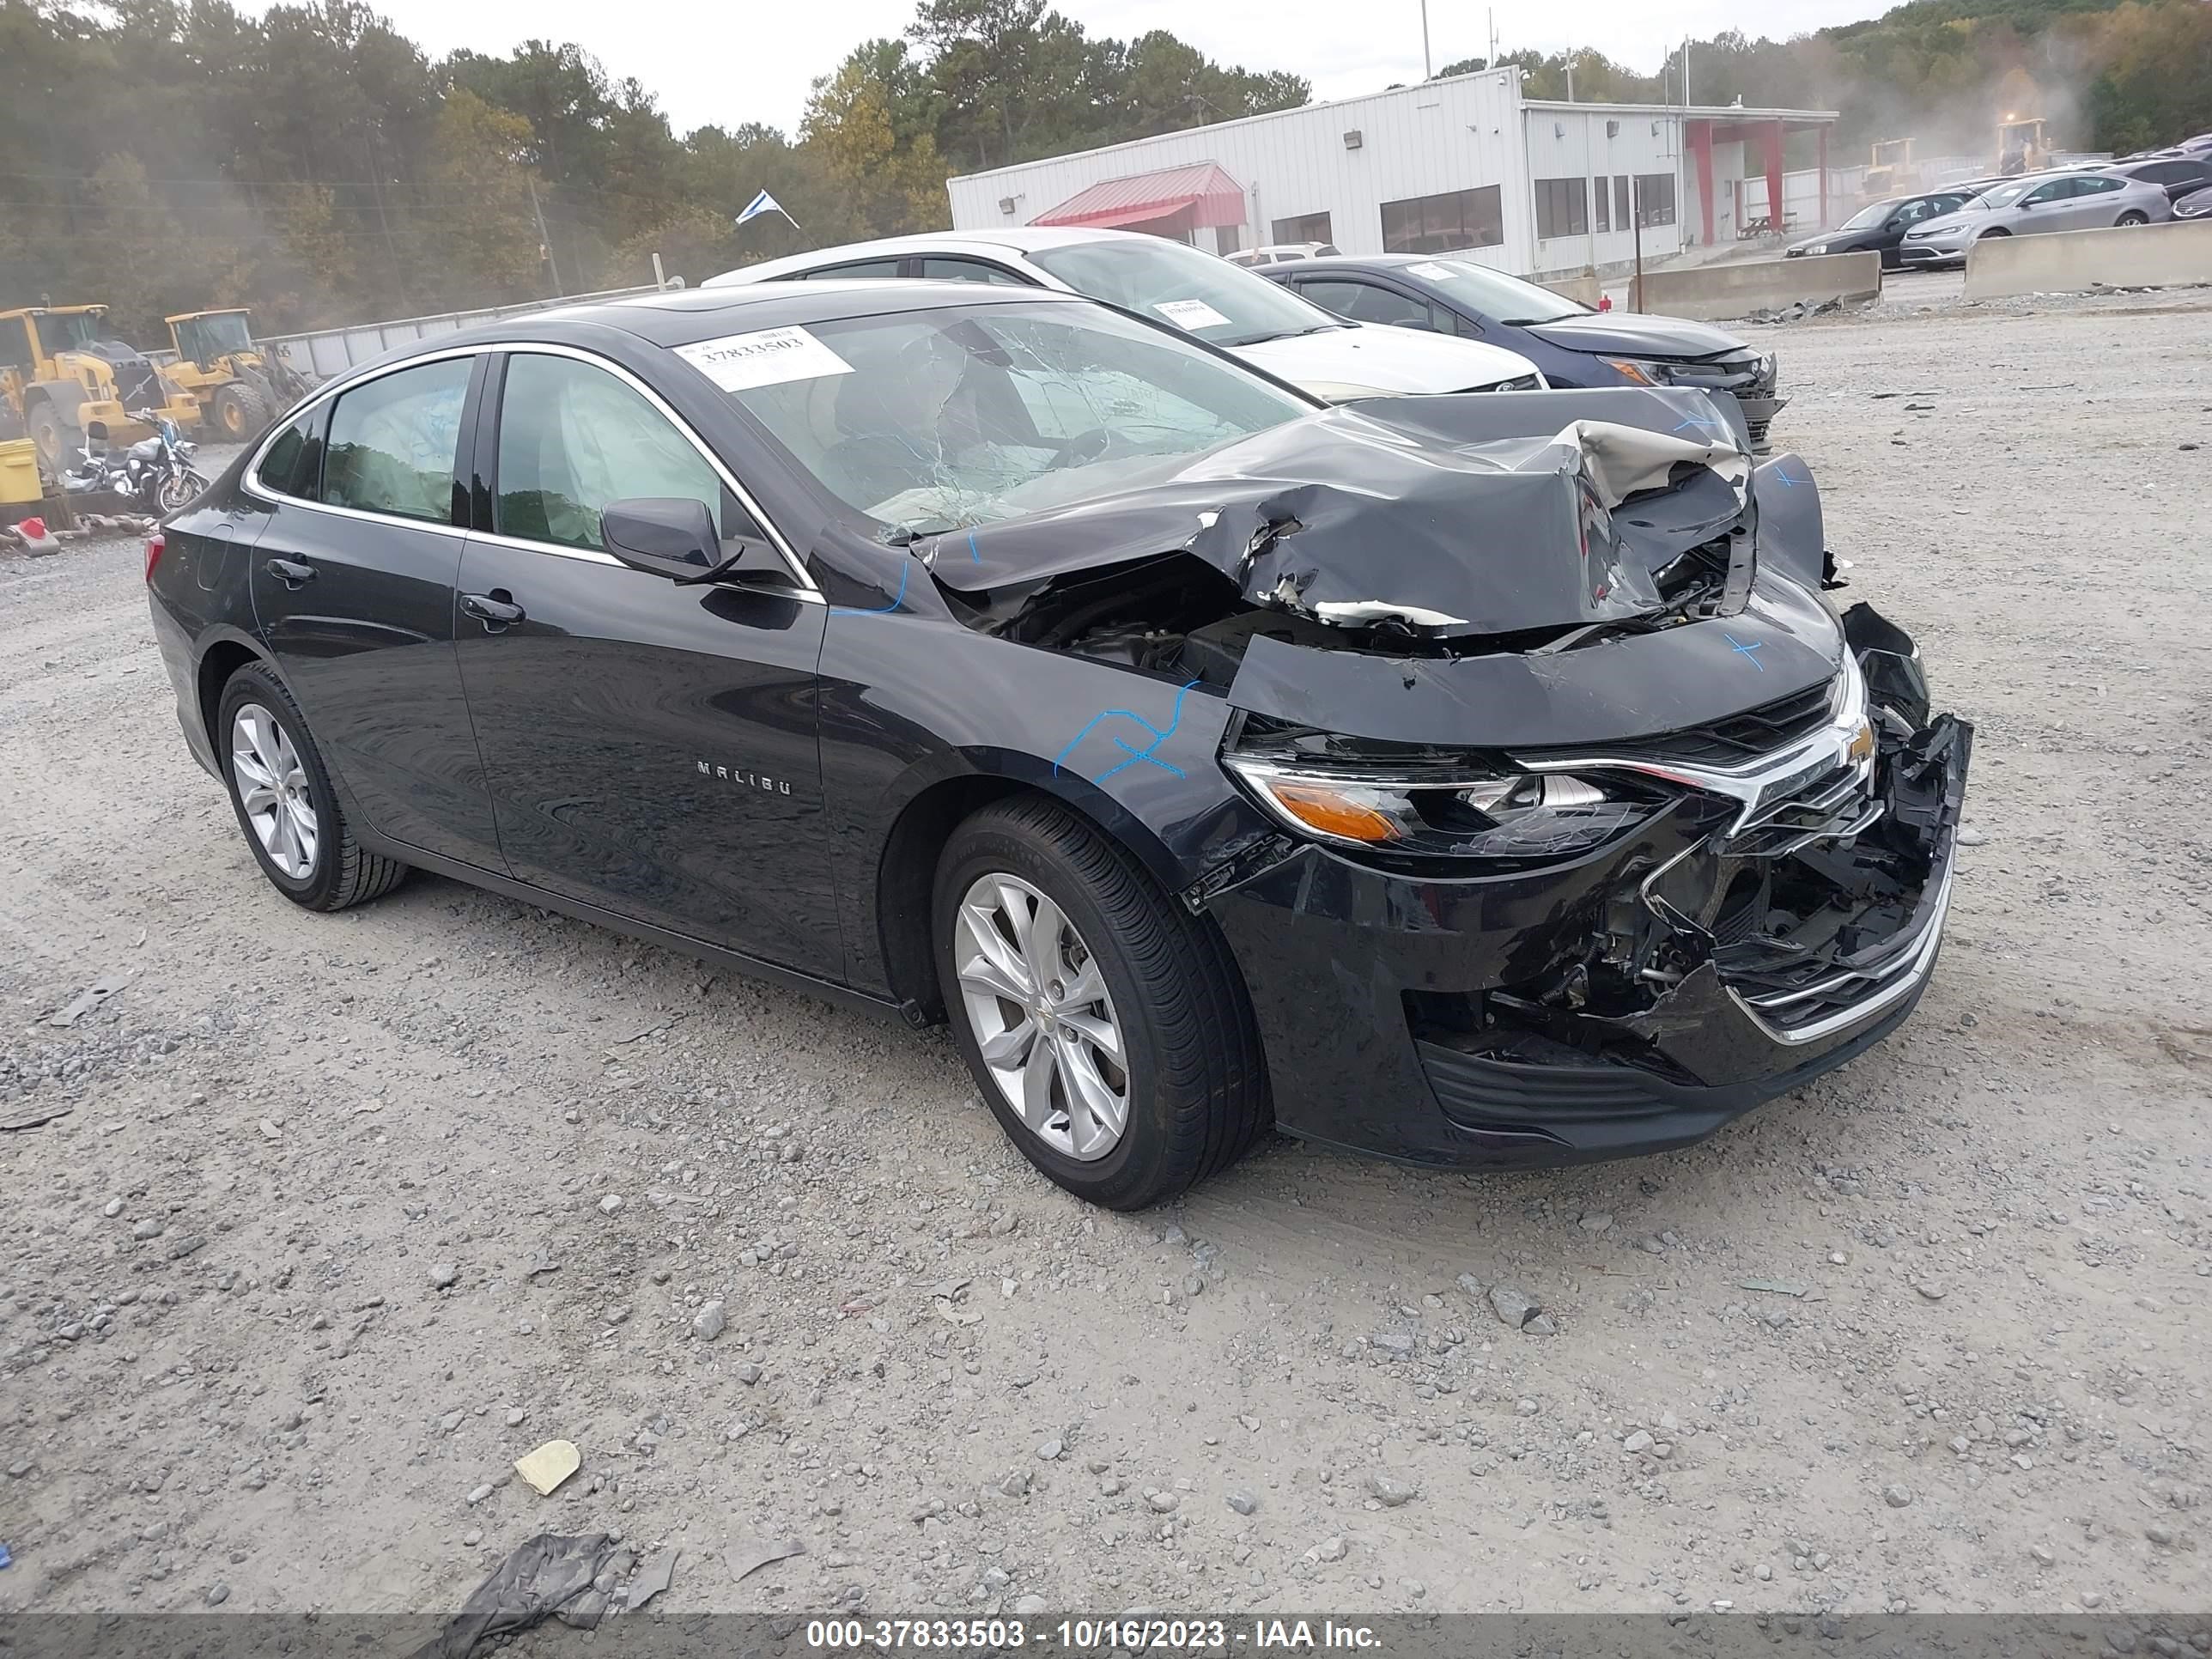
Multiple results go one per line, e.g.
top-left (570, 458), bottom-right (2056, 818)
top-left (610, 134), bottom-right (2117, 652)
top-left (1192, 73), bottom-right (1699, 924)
top-left (2069, 174), bottom-right (2129, 223)
top-left (452, 347), bottom-right (836, 975)
top-left (246, 353), bottom-right (505, 870)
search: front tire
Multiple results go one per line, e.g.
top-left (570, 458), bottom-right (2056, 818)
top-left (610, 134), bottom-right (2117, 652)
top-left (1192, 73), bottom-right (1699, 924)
top-left (213, 382), bottom-right (270, 441)
top-left (933, 796), bottom-right (1268, 1209)
top-left (216, 661), bottom-right (407, 911)
top-left (156, 470), bottom-right (205, 512)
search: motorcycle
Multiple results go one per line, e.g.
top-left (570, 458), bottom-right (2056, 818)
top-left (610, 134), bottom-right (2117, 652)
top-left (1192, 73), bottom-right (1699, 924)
top-left (58, 410), bottom-right (208, 514)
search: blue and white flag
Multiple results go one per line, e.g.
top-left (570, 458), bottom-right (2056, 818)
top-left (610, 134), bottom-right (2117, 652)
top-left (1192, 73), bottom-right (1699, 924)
top-left (735, 189), bottom-right (793, 228)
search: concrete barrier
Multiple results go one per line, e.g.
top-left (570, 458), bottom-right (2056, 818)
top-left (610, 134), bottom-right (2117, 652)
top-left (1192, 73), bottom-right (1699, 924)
top-left (1633, 252), bottom-right (1881, 322)
top-left (1964, 219), bottom-right (2212, 301)
top-left (1539, 270), bottom-right (1601, 307)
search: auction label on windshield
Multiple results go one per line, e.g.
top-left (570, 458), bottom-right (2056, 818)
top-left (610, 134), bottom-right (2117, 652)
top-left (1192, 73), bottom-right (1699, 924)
top-left (1405, 261), bottom-right (1455, 280)
top-left (677, 326), bottom-right (855, 392)
top-left (1152, 298), bottom-right (1231, 330)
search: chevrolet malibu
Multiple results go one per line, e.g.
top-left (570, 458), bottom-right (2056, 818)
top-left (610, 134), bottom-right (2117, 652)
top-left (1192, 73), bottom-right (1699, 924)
top-left (149, 281), bottom-right (1970, 1210)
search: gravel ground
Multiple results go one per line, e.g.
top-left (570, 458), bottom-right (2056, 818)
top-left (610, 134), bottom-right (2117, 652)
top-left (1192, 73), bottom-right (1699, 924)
top-left (3, 293), bottom-right (2209, 1627)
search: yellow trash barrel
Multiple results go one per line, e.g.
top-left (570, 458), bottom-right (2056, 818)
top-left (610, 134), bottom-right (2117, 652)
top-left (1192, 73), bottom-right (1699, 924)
top-left (0, 439), bottom-right (41, 505)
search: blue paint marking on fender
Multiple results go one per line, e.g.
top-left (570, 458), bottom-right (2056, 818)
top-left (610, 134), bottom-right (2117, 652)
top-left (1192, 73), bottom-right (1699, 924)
top-left (830, 560), bottom-right (910, 617)
top-left (967, 529), bottom-right (981, 564)
top-left (1724, 632), bottom-right (1767, 670)
top-left (1674, 415), bottom-right (1727, 434)
top-left (1053, 679), bottom-right (1200, 783)
top-left (1768, 466), bottom-right (1801, 488)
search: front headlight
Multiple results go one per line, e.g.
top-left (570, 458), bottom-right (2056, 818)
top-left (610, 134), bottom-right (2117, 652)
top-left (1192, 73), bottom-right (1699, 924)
top-left (1223, 751), bottom-right (1660, 862)
top-left (1802, 242), bottom-right (1830, 256)
top-left (1601, 356), bottom-right (1671, 386)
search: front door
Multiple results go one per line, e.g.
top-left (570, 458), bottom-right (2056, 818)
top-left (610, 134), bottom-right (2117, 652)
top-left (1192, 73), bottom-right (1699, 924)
top-left (247, 354), bottom-right (506, 870)
top-left (453, 349), bottom-right (836, 976)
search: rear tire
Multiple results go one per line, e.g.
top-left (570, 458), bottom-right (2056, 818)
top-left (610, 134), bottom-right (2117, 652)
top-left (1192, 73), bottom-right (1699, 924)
top-left (2116, 210), bottom-right (2149, 228)
top-left (216, 661), bottom-right (408, 911)
top-left (933, 796), bottom-right (1268, 1210)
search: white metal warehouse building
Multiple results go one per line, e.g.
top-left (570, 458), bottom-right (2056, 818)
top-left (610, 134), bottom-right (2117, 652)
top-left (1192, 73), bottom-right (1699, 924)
top-left (945, 67), bottom-right (1839, 281)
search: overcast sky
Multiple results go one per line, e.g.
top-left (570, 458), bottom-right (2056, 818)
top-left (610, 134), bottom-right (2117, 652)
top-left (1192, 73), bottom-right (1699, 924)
top-left (342, 0), bottom-right (1888, 137)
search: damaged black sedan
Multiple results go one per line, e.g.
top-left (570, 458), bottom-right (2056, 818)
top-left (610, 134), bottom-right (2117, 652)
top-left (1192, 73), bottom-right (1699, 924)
top-left (148, 280), bottom-right (1970, 1210)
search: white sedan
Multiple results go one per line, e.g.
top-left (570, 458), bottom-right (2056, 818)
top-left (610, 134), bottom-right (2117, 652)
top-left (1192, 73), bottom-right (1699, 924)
top-left (705, 228), bottom-right (1546, 402)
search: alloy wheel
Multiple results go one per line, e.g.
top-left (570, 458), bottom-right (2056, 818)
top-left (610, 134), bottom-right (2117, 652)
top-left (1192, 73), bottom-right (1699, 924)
top-left (230, 702), bottom-right (319, 878)
top-left (952, 872), bottom-right (1130, 1161)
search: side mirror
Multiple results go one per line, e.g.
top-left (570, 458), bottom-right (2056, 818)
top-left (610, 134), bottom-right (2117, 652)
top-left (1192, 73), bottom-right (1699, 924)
top-left (1884, 219), bottom-right (1906, 233)
top-left (602, 496), bottom-right (725, 581)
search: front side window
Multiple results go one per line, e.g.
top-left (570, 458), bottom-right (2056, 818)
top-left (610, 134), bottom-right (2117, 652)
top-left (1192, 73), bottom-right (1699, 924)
top-left (1305, 280), bottom-right (1428, 329)
top-left (695, 300), bottom-right (1310, 537)
top-left (321, 356), bottom-right (471, 523)
top-left (495, 353), bottom-right (758, 556)
top-left (1025, 236), bottom-right (1337, 349)
top-left (1380, 186), bottom-right (1504, 254)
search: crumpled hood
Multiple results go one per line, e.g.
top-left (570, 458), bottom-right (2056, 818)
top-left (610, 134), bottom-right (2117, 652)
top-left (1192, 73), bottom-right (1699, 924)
top-left (1522, 312), bottom-right (1748, 361)
top-left (1236, 322), bottom-right (1540, 394)
top-left (932, 386), bottom-right (1759, 641)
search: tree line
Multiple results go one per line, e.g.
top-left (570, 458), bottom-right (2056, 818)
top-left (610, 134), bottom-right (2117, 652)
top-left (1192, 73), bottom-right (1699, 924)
top-left (0, 0), bottom-right (1310, 342)
top-left (4, 0), bottom-right (2205, 348)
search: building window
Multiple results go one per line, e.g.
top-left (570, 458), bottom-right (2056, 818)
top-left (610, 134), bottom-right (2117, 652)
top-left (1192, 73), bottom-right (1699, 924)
top-left (1635, 173), bottom-right (1678, 227)
top-left (1379, 186), bottom-right (1504, 255)
top-left (1217, 223), bottom-right (1243, 256)
top-left (1594, 179), bottom-right (1610, 233)
top-left (1272, 211), bottom-right (1333, 246)
top-left (1534, 178), bottom-right (1589, 240)
top-left (1614, 176), bottom-right (1632, 229)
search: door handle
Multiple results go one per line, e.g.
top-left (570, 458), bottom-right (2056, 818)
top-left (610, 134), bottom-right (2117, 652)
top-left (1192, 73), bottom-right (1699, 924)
top-left (461, 590), bottom-right (526, 631)
top-left (264, 557), bottom-right (315, 588)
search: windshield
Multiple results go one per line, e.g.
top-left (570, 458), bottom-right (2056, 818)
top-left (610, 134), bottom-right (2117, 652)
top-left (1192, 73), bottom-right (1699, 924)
top-left (1840, 199), bottom-right (1901, 230)
top-left (41, 312), bottom-right (101, 352)
top-left (1399, 258), bottom-right (1585, 323)
top-left (179, 313), bottom-right (253, 358)
top-left (1026, 236), bottom-right (1343, 348)
top-left (697, 299), bottom-right (1312, 536)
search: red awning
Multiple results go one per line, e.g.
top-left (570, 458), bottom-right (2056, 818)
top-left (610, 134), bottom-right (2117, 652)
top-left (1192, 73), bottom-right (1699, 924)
top-left (1033, 161), bottom-right (1247, 230)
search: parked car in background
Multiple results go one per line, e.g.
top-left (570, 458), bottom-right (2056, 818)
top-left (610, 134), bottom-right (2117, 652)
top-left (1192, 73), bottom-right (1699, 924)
top-left (1898, 170), bottom-right (2172, 268)
top-left (1261, 253), bottom-right (1784, 449)
top-left (1225, 242), bottom-right (1340, 267)
top-left (148, 278), bottom-right (1969, 1208)
top-left (706, 229), bottom-right (1545, 401)
top-left (2173, 183), bottom-right (2212, 220)
top-left (2098, 155), bottom-right (2212, 202)
top-left (1784, 189), bottom-right (1979, 268)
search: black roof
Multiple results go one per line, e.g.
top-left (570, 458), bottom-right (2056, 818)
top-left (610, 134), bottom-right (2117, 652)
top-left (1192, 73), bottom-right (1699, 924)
top-left (423, 279), bottom-right (1087, 356)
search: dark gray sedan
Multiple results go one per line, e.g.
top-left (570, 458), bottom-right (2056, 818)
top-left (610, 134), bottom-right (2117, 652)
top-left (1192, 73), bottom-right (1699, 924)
top-left (1261, 254), bottom-right (1785, 449)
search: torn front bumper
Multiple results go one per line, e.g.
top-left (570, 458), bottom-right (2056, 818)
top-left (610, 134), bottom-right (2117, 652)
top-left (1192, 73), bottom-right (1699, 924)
top-left (1200, 708), bottom-right (1972, 1170)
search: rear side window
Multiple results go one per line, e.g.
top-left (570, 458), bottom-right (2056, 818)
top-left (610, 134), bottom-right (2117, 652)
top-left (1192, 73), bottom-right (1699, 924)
top-left (2077, 175), bottom-right (2123, 195)
top-left (917, 257), bottom-right (1028, 286)
top-left (255, 407), bottom-right (324, 499)
top-left (495, 352), bottom-right (761, 556)
top-left (801, 258), bottom-right (902, 280)
top-left (321, 357), bottom-right (471, 523)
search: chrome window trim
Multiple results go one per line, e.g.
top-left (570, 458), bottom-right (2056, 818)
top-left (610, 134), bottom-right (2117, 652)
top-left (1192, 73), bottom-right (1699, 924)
top-left (240, 339), bottom-right (822, 601)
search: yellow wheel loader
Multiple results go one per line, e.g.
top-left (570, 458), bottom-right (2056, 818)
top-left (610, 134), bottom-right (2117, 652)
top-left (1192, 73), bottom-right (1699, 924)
top-left (0, 305), bottom-right (202, 472)
top-left (161, 309), bottom-right (310, 441)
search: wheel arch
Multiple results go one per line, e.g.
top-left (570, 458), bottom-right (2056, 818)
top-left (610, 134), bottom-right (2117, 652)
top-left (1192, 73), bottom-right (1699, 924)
top-left (873, 761), bottom-right (1203, 1025)
top-left (195, 629), bottom-right (276, 757)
